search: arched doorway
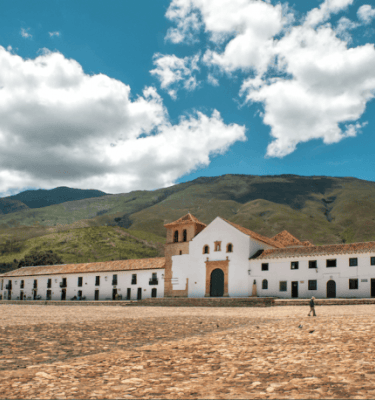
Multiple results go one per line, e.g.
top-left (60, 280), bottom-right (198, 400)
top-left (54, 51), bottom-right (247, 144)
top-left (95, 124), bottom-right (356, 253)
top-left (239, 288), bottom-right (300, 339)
top-left (210, 268), bottom-right (224, 297)
top-left (327, 280), bottom-right (336, 298)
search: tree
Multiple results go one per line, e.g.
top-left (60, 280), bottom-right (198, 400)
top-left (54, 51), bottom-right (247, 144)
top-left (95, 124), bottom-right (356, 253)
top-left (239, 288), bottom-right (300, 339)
top-left (17, 250), bottom-right (64, 268)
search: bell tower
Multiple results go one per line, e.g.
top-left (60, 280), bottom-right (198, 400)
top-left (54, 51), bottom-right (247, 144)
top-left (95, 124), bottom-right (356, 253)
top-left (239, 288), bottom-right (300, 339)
top-left (164, 213), bottom-right (206, 297)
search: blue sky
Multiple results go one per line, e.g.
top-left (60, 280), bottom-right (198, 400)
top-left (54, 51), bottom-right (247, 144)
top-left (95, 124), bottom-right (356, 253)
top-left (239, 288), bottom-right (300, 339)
top-left (1, 0), bottom-right (375, 196)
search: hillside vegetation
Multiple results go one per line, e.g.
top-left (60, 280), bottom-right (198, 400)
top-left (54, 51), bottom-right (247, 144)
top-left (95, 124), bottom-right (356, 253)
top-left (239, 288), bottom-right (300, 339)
top-left (0, 226), bottom-right (165, 273)
top-left (1, 174), bottom-right (375, 271)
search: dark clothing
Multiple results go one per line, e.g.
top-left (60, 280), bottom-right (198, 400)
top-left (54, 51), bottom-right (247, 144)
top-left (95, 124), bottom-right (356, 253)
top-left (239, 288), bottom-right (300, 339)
top-left (308, 298), bottom-right (316, 316)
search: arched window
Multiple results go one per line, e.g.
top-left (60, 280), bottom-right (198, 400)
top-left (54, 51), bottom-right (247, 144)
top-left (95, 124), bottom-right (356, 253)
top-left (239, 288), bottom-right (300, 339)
top-left (262, 279), bottom-right (268, 290)
top-left (183, 229), bottom-right (187, 242)
top-left (227, 243), bottom-right (233, 253)
top-left (203, 245), bottom-right (209, 254)
top-left (174, 230), bottom-right (179, 243)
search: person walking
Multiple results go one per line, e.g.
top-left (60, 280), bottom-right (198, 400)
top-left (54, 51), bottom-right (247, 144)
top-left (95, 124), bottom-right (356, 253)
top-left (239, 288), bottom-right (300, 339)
top-left (308, 296), bottom-right (316, 316)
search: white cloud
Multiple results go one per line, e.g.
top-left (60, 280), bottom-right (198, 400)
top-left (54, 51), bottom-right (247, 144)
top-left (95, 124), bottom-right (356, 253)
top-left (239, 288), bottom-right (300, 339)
top-left (166, 0), bottom-right (293, 75)
top-left (48, 31), bottom-right (61, 37)
top-left (150, 53), bottom-right (200, 99)
top-left (0, 46), bottom-right (245, 195)
top-left (357, 4), bottom-right (375, 25)
top-left (304, 0), bottom-right (354, 27)
top-left (207, 73), bottom-right (219, 86)
top-left (164, 0), bottom-right (375, 159)
top-left (165, 0), bottom-right (202, 44)
top-left (20, 28), bottom-right (32, 39)
top-left (242, 24), bottom-right (375, 157)
top-left (335, 17), bottom-right (359, 43)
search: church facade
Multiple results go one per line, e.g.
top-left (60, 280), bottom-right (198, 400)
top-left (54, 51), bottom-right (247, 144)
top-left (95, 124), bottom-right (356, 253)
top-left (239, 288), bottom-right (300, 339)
top-left (2, 213), bottom-right (375, 300)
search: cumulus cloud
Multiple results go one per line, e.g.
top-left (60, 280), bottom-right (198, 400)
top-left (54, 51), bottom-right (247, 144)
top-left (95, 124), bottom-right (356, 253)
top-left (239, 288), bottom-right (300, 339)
top-left (335, 17), bottom-right (359, 43)
top-left (165, 0), bottom-right (202, 44)
top-left (0, 46), bottom-right (245, 195)
top-left (164, 0), bottom-right (375, 158)
top-left (357, 4), bottom-right (375, 24)
top-left (166, 0), bottom-right (292, 75)
top-left (304, 0), bottom-right (354, 27)
top-left (150, 53), bottom-right (200, 99)
top-left (20, 28), bottom-right (32, 39)
top-left (242, 24), bottom-right (375, 157)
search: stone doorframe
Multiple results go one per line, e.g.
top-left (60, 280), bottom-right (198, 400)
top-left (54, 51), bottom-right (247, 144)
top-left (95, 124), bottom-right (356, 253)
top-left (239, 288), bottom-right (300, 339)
top-left (205, 259), bottom-right (229, 297)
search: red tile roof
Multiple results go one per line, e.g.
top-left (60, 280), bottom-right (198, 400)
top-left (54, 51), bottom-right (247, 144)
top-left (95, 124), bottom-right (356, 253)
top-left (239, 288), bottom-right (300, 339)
top-left (250, 242), bottom-right (375, 260)
top-left (164, 213), bottom-right (206, 227)
top-left (271, 230), bottom-right (303, 247)
top-left (0, 258), bottom-right (165, 278)
top-left (221, 218), bottom-right (283, 248)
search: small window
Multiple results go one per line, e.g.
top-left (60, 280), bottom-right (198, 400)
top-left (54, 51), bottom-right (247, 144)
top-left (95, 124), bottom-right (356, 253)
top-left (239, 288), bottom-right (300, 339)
top-left (261, 263), bottom-right (269, 271)
top-left (174, 230), bottom-right (179, 243)
top-left (203, 245), bottom-right (209, 254)
top-left (279, 281), bottom-right (287, 292)
top-left (214, 241), bottom-right (221, 251)
top-left (95, 276), bottom-right (100, 286)
top-left (112, 274), bottom-right (118, 285)
top-left (349, 279), bottom-right (358, 289)
top-left (308, 280), bottom-right (317, 290)
top-left (326, 259), bottom-right (337, 268)
top-left (227, 243), bottom-right (233, 253)
top-left (20, 280), bottom-right (25, 289)
top-left (291, 261), bottom-right (299, 270)
top-left (78, 277), bottom-right (83, 287)
top-left (262, 279), bottom-right (268, 289)
top-left (152, 273), bottom-right (157, 280)
top-left (131, 274), bottom-right (137, 285)
top-left (309, 260), bottom-right (317, 269)
top-left (371, 257), bottom-right (375, 266)
top-left (349, 258), bottom-right (358, 267)
top-left (47, 279), bottom-right (52, 289)
top-left (33, 279), bottom-right (38, 289)
top-left (183, 229), bottom-right (187, 242)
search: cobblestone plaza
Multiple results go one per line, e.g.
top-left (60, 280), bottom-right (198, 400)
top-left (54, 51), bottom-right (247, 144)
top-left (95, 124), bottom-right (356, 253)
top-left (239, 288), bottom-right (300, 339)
top-left (1, 304), bottom-right (375, 399)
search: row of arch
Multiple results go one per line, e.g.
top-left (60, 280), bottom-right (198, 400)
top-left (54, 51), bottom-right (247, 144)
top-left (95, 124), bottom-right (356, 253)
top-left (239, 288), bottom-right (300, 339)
top-left (203, 243), bottom-right (233, 254)
top-left (174, 230), bottom-right (187, 243)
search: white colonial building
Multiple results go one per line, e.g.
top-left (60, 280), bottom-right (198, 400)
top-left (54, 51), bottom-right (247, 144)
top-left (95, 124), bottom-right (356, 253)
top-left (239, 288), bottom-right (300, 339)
top-left (0, 258), bottom-right (165, 301)
top-left (2, 213), bottom-right (375, 300)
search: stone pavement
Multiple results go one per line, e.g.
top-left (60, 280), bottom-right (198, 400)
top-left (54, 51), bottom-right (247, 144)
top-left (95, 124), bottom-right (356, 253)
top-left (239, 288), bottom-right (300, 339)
top-left (1, 305), bottom-right (375, 399)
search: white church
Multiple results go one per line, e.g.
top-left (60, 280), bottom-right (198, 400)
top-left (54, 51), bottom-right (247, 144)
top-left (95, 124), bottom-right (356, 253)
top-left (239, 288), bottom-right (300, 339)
top-left (2, 213), bottom-right (375, 300)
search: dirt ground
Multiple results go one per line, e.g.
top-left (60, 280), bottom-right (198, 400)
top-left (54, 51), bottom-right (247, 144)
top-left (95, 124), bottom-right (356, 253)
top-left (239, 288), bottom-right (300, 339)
top-left (1, 304), bottom-right (375, 399)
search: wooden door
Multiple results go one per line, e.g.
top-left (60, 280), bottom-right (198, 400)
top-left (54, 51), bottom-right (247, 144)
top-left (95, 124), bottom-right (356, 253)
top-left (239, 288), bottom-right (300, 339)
top-left (210, 269), bottom-right (224, 297)
top-left (371, 279), bottom-right (375, 297)
top-left (291, 281), bottom-right (298, 298)
top-left (327, 280), bottom-right (336, 298)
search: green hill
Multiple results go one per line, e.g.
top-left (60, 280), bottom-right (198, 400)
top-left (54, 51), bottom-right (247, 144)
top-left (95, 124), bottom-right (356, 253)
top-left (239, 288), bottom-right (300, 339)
top-left (0, 226), bottom-right (165, 270)
top-left (1, 174), bottom-right (375, 268)
top-left (1, 186), bottom-right (109, 214)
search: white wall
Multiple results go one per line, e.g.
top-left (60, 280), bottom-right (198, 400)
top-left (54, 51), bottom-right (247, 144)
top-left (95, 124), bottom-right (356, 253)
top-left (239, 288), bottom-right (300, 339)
top-left (2, 269), bottom-right (164, 301)
top-left (171, 217), bottom-right (275, 298)
top-left (251, 252), bottom-right (375, 298)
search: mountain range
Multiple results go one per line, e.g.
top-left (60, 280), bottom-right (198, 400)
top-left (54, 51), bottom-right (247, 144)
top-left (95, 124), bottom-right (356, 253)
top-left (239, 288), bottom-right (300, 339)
top-left (1, 174), bottom-right (375, 272)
